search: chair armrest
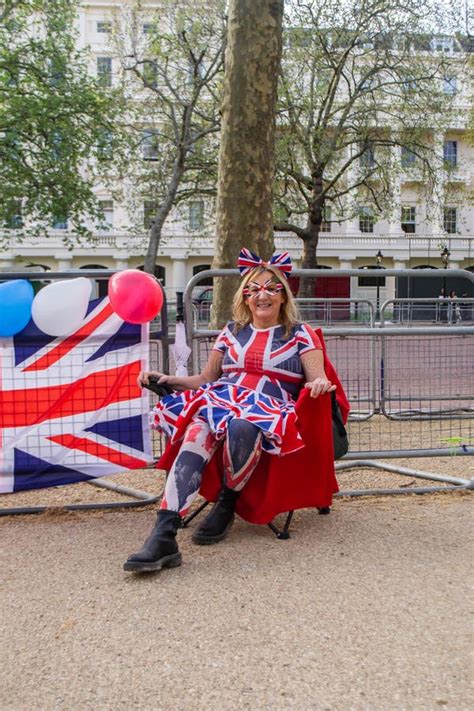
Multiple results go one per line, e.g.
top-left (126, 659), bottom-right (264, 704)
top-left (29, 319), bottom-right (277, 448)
top-left (141, 376), bottom-right (175, 397)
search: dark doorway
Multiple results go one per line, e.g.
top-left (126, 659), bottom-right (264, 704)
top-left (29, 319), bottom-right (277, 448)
top-left (396, 266), bottom-right (473, 321)
top-left (289, 267), bottom-right (350, 320)
top-left (192, 264), bottom-right (213, 287)
top-left (137, 264), bottom-right (166, 286)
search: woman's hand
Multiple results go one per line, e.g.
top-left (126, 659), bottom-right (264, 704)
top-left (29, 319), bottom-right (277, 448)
top-left (137, 371), bottom-right (171, 388)
top-left (304, 377), bottom-right (336, 398)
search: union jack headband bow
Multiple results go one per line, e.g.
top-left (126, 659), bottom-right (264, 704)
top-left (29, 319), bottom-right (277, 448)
top-left (238, 248), bottom-right (293, 279)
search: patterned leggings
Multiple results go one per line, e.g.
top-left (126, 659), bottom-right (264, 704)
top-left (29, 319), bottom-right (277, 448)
top-left (160, 418), bottom-right (263, 516)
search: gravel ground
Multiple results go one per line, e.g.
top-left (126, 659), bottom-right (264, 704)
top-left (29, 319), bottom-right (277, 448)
top-left (1, 453), bottom-right (472, 512)
top-left (0, 485), bottom-right (473, 710)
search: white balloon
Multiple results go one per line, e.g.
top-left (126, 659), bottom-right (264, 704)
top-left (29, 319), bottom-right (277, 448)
top-left (31, 278), bottom-right (92, 336)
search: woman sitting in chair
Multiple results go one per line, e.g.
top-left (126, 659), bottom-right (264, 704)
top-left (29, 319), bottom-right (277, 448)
top-left (124, 248), bottom-right (339, 573)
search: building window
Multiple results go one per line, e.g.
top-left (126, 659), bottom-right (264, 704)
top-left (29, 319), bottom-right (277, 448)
top-left (188, 200), bottom-right (204, 231)
top-left (443, 207), bottom-right (457, 234)
top-left (431, 36), bottom-right (453, 53)
top-left (143, 201), bottom-right (159, 230)
top-left (443, 140), bottom-right (457, 167)
top-left (443, 76), bottom-right (457, 95)
top-left (97, 200), bottom-right (114, 230)
top-left (143, 60), bottom-right (158, 88)
top-left (359, 206), bottom-right (374, 233)
top-left (97, 129), bottom-right (114, 158)
top-left (401, 146), bottom-right (416, 168)
top-left (360, 143), bottom-right (375, 168)
top-left (403, 76), bottom-right (418, 92)
top-left (3, 200), bottom-right (23, 228)
top-left (143, 23), bottom-right (156, 34)
top-left (97, 21), bottom-right (112, 33)
top-left (142, 129), bottom-right (159, 160)
top-left (52, 215), bottom-right (68, 230)
top-left (401, 206), bottom-right (416, 233)
top-left (320, 205), bottom-right (331, 232)
top-left (97, 57), bottom-right (112, 88)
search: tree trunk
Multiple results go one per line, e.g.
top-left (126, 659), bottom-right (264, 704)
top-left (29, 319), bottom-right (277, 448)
top-left (298, 231), bottom-right (320, 297)
top-left (143, 161), bottom-right (185, 274)
top-left (298, 173), bottom-right (324, 298)
top-left (211, 0), bottom-right (283, 327)
top-left (143, 212), bottom-right (167, 275)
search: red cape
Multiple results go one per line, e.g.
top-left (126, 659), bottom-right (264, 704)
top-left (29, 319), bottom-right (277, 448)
top-left (157, 328), bottom-right (349, 525)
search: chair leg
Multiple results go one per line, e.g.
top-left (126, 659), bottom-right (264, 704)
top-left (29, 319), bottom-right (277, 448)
top-left (267, 507), bottom-right (330, 539)
top-left (181, 500), bottom-right (210, 527)
top-left (267, 511), bottom-right (294, 540)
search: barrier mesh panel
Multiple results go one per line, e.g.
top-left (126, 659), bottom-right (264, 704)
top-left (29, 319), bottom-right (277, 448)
top-left (188, 331), bottom-right (473, 457)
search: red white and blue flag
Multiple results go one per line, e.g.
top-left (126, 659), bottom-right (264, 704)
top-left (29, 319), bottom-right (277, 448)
top-left (0, 297), bottom-right (152, 493)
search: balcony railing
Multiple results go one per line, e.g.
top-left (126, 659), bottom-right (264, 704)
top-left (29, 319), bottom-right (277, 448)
top-left (1, 230), bottom-right (473, 259)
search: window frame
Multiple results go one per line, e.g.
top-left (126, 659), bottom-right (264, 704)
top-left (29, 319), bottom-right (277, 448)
top-left (96, 21), bottom-right (112, 34)
top-left (401, 206), bottom-right (416, 234)
top-left (443, 207), bottom-right (457, 234)
top-left (143, 200), bottom-right (159, 230)
top-left (97, 200), bottom-right (114, 230)
top-left (51, 216), bottom-right (68, 230)
top-left (142, 129), bottom-right (160, 161)
top-left (97, 56), bottom-right (113, 88)
top-left (188, 200), bottom-right (204, 231)
top-left (320, 204), bottom-right (332, 233)
top-left (401, 146), bottom-right (417, 169)
top-left (359, 206), bottom-right (375, 233)
top-left (142, 59), bottom-right (158, 88)
top-left (443, 140), bottom-right (457, 168)
top-left (359, 143), bottom-right (375, 169)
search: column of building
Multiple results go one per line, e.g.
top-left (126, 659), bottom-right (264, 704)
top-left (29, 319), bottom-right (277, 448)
top-left (172, 258), bottom-right (188, 297)
top-left (343, 147), bottom-right (362, 239)
top-left (428, 131), bottom-right (445, 244)
top-left (387, 145), bottom-right (407, 298)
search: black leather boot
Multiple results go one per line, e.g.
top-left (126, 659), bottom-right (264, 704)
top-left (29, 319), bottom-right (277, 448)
top-left (123, 510), bottom-right (182, 572)
top-left (192, 487), bottom-right (239, 545)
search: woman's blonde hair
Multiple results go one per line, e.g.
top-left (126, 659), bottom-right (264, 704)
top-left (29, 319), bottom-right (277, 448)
top-left (232, 265), bottom-right (300, 338)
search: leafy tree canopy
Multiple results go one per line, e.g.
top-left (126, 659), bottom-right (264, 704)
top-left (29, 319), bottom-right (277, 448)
top-left (0, 0), bottom-right (127, 238)
top-left (273, 0), bottom-right (468, 293)
top-left (111, 0), bottom-right (226, 271)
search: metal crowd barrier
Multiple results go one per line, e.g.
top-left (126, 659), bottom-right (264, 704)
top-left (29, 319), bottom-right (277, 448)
top-left (1, 267), bottom-right (472, 513)
top-left (382, 297), bottom-right (474, 326)
top-left (183, 268), bottom-right (474, 496)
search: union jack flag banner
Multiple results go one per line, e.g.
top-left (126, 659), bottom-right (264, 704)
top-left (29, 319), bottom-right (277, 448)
top-left (0, 297), bottom-right (152, 494)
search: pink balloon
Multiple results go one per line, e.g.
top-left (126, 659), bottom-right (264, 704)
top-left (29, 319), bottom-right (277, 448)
top-left (108, 270), bottom-right (164, 324)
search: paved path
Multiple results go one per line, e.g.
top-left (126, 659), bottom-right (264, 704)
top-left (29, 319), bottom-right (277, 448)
top-left (1, 494), bottom-right (472, 710)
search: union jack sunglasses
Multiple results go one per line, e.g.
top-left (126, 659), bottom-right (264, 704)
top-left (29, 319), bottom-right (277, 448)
top-left (243, 278), bottom-right (285, 298)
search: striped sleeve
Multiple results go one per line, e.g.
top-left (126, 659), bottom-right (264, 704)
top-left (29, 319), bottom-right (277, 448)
top-left (212, 323), bottom-right (233, 354)
top-left (296, 323), bottom-right (323, 355)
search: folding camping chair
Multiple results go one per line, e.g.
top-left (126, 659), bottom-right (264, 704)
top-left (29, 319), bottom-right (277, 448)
top-left (143, 377), bottom-right (348, 540)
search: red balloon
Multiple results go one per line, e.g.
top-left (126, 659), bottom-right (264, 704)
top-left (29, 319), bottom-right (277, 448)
top-left (108, 270), bottom-right (164, 324)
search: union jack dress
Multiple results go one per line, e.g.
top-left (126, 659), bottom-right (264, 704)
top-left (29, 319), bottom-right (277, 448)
top-left (150, 322), bottom-right (322, 456)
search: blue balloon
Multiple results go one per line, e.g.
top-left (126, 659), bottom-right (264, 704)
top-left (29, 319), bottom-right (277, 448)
top-left (0, 280), bottom-right (35, 337)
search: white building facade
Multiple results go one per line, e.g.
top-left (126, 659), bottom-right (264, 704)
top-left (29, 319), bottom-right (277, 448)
top-left (1, 1), bottom-right (473, 304)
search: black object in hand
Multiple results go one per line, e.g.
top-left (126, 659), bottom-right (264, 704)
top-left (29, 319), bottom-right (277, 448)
top-left (141, 376), bottom-right (174, 397)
